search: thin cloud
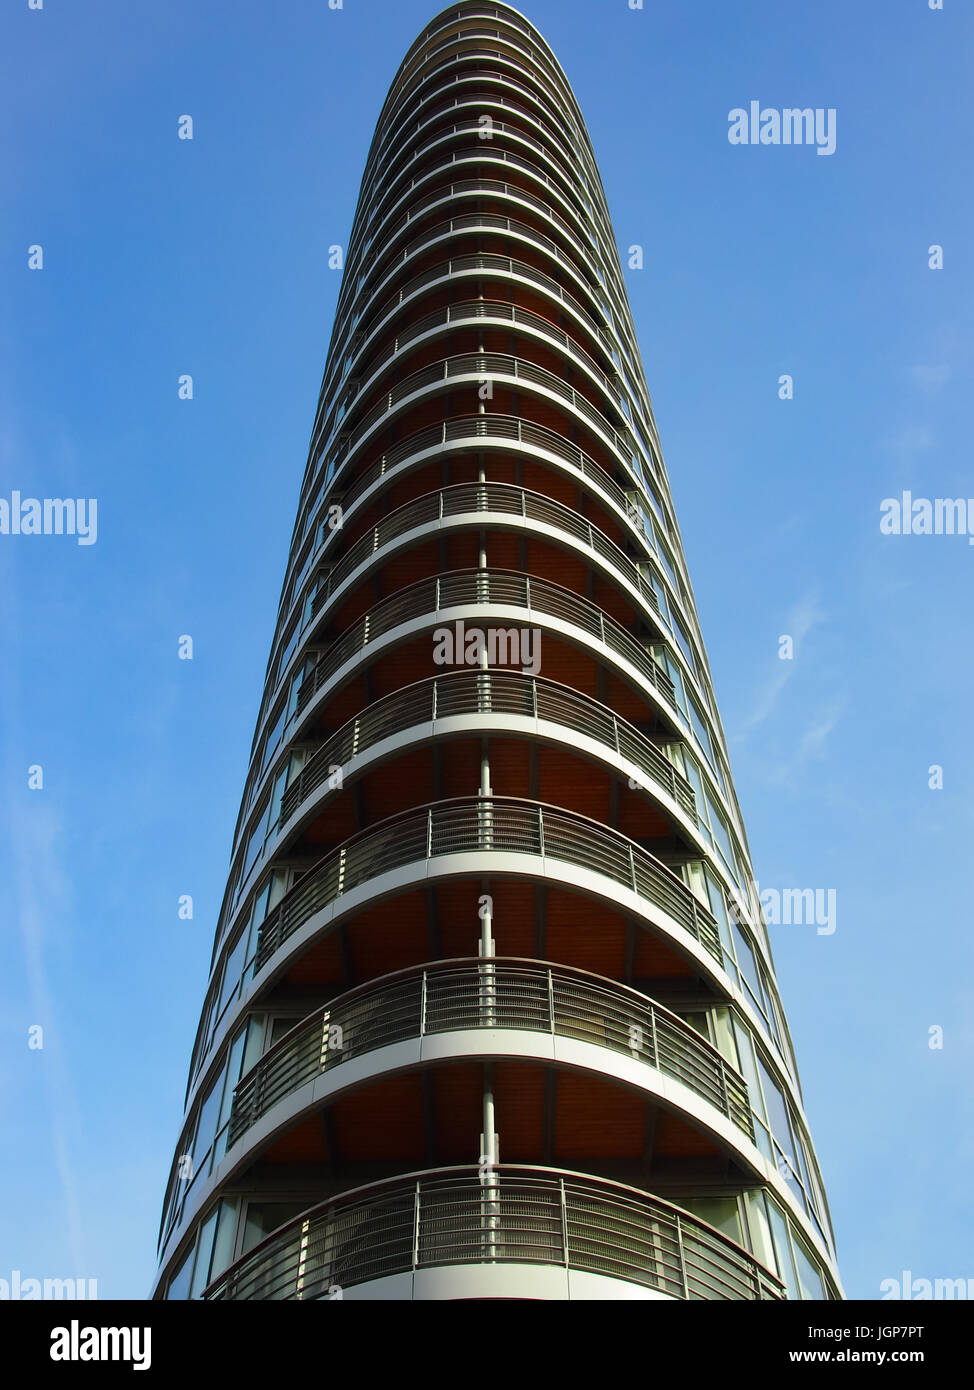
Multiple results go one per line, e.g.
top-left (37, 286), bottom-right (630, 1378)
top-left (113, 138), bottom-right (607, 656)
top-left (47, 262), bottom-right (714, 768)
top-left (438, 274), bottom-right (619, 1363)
top-left (741, 591), bottom-right (825, 732)
top-left (908, 364), bottom-right (951, 393)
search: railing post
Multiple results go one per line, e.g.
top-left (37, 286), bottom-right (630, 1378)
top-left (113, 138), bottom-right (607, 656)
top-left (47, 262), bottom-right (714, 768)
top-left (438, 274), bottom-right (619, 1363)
top-left (675, 1214), bottom-right (691, 1300)
top-left (559, 1179), bottom-right (570, 1269)
top-left (547, 968), bottom-right (555, 1035)
top-left (419, 969), bottom-right (427, 1038)
top-left (426, 808), bottom-right (433, 860)
top-left (412, 1181), bottom-right (421, 1272)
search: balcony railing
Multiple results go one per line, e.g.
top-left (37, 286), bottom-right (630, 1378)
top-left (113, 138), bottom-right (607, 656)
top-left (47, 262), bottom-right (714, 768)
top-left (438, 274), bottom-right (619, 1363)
top-left (330, 350), bottom-right (630, 467)
top-left (254, 795), bottom-right (721, 974)
top-left (310, 395), bottom-right (642, 547)
top-left (203, 1165), bottom-right (784, 1301)
top-left (306, 482), bottom-right (662, 628)
top-left (227, 959), bottom-right (751, 1149)
top-left (280, 670), bottom-right (696, 826)
top-left (312, 276), bottom-right (627, 465)
top-left (361, 83), bottom-right (587, 220)
top-left (294, 567), bottom-right (676, 724)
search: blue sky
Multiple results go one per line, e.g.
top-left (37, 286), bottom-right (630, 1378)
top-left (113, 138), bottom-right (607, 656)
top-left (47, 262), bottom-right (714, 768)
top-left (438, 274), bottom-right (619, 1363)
top-left (1, 0), bottom-right (971, 1299)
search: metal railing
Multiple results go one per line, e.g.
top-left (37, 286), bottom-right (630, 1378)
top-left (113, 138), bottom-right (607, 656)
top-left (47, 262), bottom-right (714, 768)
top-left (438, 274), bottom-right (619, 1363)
top-left (203, 1165), bottom-right (783, 1301)
top-left (280, 670), bottom-right (695, 826)
top-left (311, 262), bottom-right (629, 466)
top-left (227, 959), bottom-right (751, 1149)
top-left (361, 84), bottom-right (588, 228)
top-left (332, 351), bottom-right (630, 465)
top-left (310, 396), bottom-right (640, 550)
top-left (306, 482), bottom-right (661, 627)
top-left (254, 796), bottom-right (721, 974)
top-left (328, 153), bottom-right (613, 368)
top-left (294, 567), bottom-right (676, 723)
top-left (348, 247), bottom-right (609, 367)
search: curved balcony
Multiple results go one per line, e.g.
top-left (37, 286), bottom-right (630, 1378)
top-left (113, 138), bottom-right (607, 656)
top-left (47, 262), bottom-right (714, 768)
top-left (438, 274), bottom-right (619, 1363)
top-left (339, 150), bottom-right (608, 338)
top-left (280, 670), bottom-right (696, 827)
top-left (304, 482), bottom-right (666, 634)
top-left (335, 172), bottom-right (601, 356)
top-left (338, 208), bottom-right (605, 369)
top-left (364, 120), bottom-right (592, 248)
top-left (371, 101), bottom-right (585, 199)
top-left (338, 247), bottom-right (611, 384)
top-left (203, 1165), bottom-right (784, 1301)
top-left (323, 353), bottom-right (634, 494)
top-left (291, 568), bottom-right (677, 733)
top-left (385, 30), bottom-right (585, 148)
top-left (362, 81), bottom-right (589, 215)
top-left (340, 206), bottom-right (594, 356)
top-left (253, 795), bottom-right (722, 976)
top-left (227, 958), bottom-right (751, 1149)
top-left (303, 406), bottom-right (649, 591)
top-left (311, 289), bottom-right (634, 470)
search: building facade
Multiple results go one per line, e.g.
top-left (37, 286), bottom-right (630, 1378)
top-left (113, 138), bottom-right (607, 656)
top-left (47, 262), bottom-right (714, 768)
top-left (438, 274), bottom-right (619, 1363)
top-left (153, 2), bottom-right (842, 1301)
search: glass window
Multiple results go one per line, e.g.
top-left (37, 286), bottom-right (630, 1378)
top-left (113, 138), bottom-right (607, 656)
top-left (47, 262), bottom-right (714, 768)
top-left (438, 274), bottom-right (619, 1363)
top-left (673, 614), bottom-right (695, 672)
top-left (217, 930), bottom-right (248, 1020)
top-left (242, 1202), bottom-right (310, 1256)
top-left (704, 867), bottom-right (732, 951)
top-left (758, 1058), bottom-right (792, 1154)
top-left (792, 1235), bottom-right (827, 1300)
top-left (705, 791), bottom-right (734, 871)
top-left (166, 1246), bottom-right (194, 1301)
top-left (215, 1026), bottom-right (249, 1158)
top-left (210, 1200), bottom-right (237, 1285)
top-left (651, 573), bottom-right (669, 624)
top-left (644, 481), bottom-right (664, 525)
top-left (688, 695), bottom-right (713, 764)
top-left (733, 1019), bottom-right (774, 1163)
top-left (767, 1201), bottom-right (799, 1299)
top-left (192, 1074), bottom-right (223, 1179)
top-left (653, 524), bottom-right (678, 588)
top-left (744, 1190), bottom-right (777, 1274)
top-left (760, 967), bottom-right (784, 1049)
top-left (241, 806), bottom-right (268, 886)
top-left (276, 619), bottom-right (301, 683)
top-left (733, 922), bottom-right (765, 1013)
top-left (189, 1208), bottom-right (219, 1300)
top-left (682, 1196), bottom-right (743, 1245)
top-left (710, 1008), bottom-right (739, 1070)
top-left (260, 704), bottom-right (287, 776)
top-left (288, 654), bottom-right (317, 719)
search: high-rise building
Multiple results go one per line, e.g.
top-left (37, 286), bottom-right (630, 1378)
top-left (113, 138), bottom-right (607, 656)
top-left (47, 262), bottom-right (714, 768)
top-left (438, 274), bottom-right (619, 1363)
top-left (153, 2), bottom-right (841, 1301)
